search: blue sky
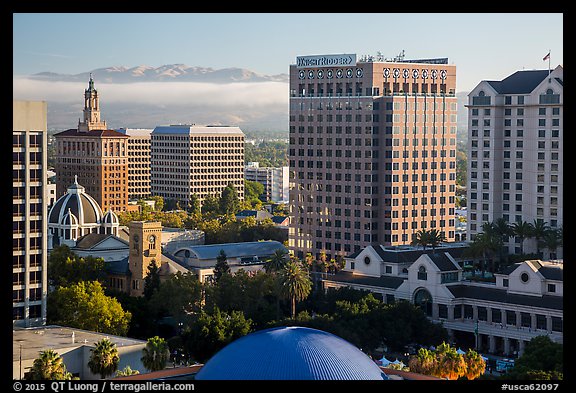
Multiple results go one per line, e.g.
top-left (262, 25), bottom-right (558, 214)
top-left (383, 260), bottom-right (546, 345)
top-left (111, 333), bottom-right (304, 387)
top-left (14, 13), bottom-right (563, 92)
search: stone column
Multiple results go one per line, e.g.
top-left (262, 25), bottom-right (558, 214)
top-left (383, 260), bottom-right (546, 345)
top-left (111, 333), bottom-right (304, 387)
top-left (546, 315), bottom-right (553, 332)
top-left (518, 340), bottom-right (526, 356)
top-left (489, 335), bottom-right (496, 353)
top-left (448, 305), bottom-right (455, 321)
top-left (487, 308), bottom-right (492, 324)
top-left (503, 337), bottom-right (511, 356)
top-left (531, 314), bottom-right (537, 331)
top-left (516, 311), bottom-right (522, 328)
top-left (432, 303), bottom-right (439, 319)
top-left (473, 305), bottom-right (478, 321)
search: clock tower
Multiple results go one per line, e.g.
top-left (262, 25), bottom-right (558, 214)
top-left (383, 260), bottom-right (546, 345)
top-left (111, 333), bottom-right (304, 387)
top-left (128, 220), bottom-right (162, 297)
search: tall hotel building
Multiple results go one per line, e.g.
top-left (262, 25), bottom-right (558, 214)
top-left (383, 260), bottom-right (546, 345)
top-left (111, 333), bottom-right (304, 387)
top-left (117, 128), bottom-right (153, 200)
top-left (13, 101), bottom-right (48, 327)
top-left (466, 66), bottom-right (563, 258)
top-left (289, 53), bottom-right (457, 259)
top-left (54, 76), bottom-right (129, 212)
top-left (150, 125), bottom-right (245, 208)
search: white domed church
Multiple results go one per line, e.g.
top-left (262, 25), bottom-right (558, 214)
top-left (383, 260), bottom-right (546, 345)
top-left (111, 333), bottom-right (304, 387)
top-left (48, 176), bottom-right (120, 249)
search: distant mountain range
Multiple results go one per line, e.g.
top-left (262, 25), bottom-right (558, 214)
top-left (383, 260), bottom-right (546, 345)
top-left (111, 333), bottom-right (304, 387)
top-left (30, 64), bottom-right (289, 84)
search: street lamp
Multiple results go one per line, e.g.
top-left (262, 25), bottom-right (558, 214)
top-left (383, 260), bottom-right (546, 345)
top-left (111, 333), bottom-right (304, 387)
top-left (474, 319), bottom-right (479, 350)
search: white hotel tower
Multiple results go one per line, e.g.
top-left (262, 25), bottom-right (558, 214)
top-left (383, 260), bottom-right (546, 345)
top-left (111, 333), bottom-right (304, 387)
top-left (466, 66), bottom-right (563, 259)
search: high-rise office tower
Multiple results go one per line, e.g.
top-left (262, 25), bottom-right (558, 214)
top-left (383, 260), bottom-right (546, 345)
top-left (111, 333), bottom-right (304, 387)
top-left (150, 125), bottom-right (245, 208)
top-left (54, 76), bottom-right (129, 212)
top-left (13, 100), bottom-right (48, 327)
top-left (289, 53), bottom-right (457, 259)
top-left (117, 128), bottom-right (153, 201)
top-left (466, 66), bottom-right (563, 259)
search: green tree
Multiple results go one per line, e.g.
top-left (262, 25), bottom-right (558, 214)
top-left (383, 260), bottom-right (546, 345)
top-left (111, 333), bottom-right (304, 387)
top-left (412, 229), bottom-right (431, 250)
top-left (409, 342), bottom-right (471, 380)
top-left (183, 306), bottom-right (252, 363)
top-left (188, 194), bottom-right (201, 215)
top-left (88, 338), bottom-right (120, 379)
top-left (265, 249), bottom-right (289, 273)
top-left (244, 180), bottom-right (265, 202)
top-left (26, 349), bottom-right (73, 380)
top-left (427, 229), bottom-right (446, 252)
top-left (463, 349), bottom-right (486, 380)
top-left (278, 259), bottom-right (312, 319)
top-left (511, 221), bottom-right (533, 255)
top-left (149, 195), bottom-right (164, 212)
top-left (529, 220), bottom-right (550, 258)
top-left (141, 336), bottom-right (170, 372)
top-left (149, 272), bottom-right (203, 322)
top-left (201, 194), bottom-right (220, 218)
top-left (542, 228), bottom-right (562, 259)
top-left (213, 250), bottom-right (231, 282)
top-left (219, 183), bottom-right (240, 215)
top-left (115, 366), bottom-right (140, 377)
top-left (408, 347), bottom-right (438, 377)
top-left (143, 260), bottom-right (161, 300)
top-left (48, 245), bottom-right (106, 287)
top-left (507, 336), bottom-right (563, 380)
top-left (47, 281), bottom-right (131, 335)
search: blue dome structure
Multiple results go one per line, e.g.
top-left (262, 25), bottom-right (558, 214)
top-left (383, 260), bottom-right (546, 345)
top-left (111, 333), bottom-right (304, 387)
top-left (194, 326), bottom-right (388, 380)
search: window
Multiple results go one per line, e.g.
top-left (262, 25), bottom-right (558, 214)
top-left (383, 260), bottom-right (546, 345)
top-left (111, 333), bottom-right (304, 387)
top-left (548, 284), bottom-right (556, 293)
top-left (503, 278), bottom-right (509, 287)
top-left (385, 266), bottom-right (392, 274)
top-left (418, 266), bottom-right (427, 280)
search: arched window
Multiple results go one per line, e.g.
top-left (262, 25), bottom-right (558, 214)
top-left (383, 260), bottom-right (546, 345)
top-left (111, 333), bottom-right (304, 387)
top-left (418, 265), bottom-right (428, 280)
top-left (414, 288), bottom-right (433, 317)
top-left (478, 90), bottom-right (485, 97)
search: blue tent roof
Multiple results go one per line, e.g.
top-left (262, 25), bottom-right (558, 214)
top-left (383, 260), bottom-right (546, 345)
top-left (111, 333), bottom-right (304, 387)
top-left (195, 326), bottom-right (388, 380)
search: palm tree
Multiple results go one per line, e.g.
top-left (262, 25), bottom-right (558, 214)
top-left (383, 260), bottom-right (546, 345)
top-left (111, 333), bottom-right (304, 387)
top-left (408, 347), bottom-right (438, 376)
top-left (435, 342), bottom-right (467, 380)
top-left (542, 229), bottom-right (562, 260)
top-left (115, 366), bottom-right (140, 377)
top-left (88, 338), bottom-right (119, 379)
top-left (428, 229), bottom-right (446, 253)
top-left (141, 336), bottom-right (170, 372)
top-left (463, 349), bottom-right (486, 380)
top-left (26, 349), bottom-right (73, 380)
top-left (466, 230), bottom-right (498, 276)
top-left (530, 220), bottom-right (550, 258)
top-left (278, 259), bottom-right (312, 319)
top-left (511, 221), bottom-right (533, 255)
top-left (264, 249), bottom-right (289, 273)
top-left (411, 229), bottom-right (431, 250)
top-left (493, 218), bottom-right (512, 268)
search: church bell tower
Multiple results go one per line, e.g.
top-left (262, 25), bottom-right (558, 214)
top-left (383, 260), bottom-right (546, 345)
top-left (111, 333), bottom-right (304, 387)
top-left (78, 73), bottom-right (108, 132)
top-left (128, 221), bottom-right (162, 297)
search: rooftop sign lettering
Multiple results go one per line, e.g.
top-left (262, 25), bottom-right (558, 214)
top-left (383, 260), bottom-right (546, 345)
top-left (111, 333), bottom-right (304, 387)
top-left (296, 54), bottom-right (357, 68)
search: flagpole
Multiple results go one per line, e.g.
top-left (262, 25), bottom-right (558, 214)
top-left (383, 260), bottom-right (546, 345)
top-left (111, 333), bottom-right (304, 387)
top-left (548, 49), bottom-right (551, 77)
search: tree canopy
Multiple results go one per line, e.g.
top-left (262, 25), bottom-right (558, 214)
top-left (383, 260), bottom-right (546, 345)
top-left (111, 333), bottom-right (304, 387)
top-left (47, 280), bottom-right (131, 336)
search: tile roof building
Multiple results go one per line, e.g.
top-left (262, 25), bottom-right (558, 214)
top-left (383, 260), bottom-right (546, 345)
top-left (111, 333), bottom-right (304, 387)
top-left (322, 243), bottom-right (563, 358)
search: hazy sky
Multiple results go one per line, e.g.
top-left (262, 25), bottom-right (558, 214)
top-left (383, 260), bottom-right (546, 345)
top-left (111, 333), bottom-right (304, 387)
top-left (13, 13), bottom-right (563, 92)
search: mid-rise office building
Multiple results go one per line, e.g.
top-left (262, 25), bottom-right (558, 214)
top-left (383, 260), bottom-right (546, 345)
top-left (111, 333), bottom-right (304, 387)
top-left (245, 162), bottom-right (289, 203)
top-left (289, 53), bottom-right (458, 259)
top-left (13, 100), bottom-right (48, 327)
top-left (466, 66), bottom-right (563, 258)
top-left (151, 125), bottom-right (245, 208)
top-left (54, 76), bottom-right (129, 212)
top-left (118, 128), bottom-right (153, 200)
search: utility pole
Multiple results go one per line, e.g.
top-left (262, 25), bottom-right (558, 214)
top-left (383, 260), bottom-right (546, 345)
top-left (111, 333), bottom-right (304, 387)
top-left (474, 319), bottom-right (479, 350)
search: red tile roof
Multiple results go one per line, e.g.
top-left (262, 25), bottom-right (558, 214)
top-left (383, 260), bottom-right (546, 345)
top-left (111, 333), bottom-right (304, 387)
top-left (54, 129), bottom-right (128, 138)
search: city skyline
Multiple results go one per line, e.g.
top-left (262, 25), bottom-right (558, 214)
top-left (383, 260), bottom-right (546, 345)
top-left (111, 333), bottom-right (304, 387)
top-left (14, 13), bottom-right (563, 93)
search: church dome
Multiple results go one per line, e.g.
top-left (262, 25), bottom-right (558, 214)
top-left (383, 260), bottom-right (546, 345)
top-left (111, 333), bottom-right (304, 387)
top-left (195, 326), bottom-right (388, 380)
top-left (59, 209), bottom-right (78, 226)
top-left (102, 209), bottom-right (119, 225)
top-left (48, 176), bottom-right (103, 226)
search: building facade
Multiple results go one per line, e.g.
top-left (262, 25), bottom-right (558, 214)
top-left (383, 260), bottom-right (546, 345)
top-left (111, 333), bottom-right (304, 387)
top-left (323, 244), bottom-right (563, 357)
top-left (13, 101), bottom-right (48, 327)
top-left (117, 128), bottom-right (153, 201)
top-left (289, 53), bottom-right (458, 259)
top-left (245, 162), bottom-right (289, 203)
top-left (466, 66), bottom-right (563, 259)
top-left (54, 76), bottom-right (129, 212)
top-left (150, 125), bottom-right (245, 208)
